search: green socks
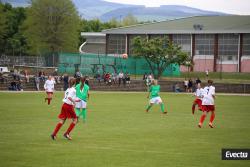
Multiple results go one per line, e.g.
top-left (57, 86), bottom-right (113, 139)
top-left (75, 108), bottom-right (81, 117)
top-left (146, 105), bottom-right (152, 111)
top-left (82, 108), bottom-right (87, 122)
top-left (160, 103), bottom-right (165, 113)
top-left (75, 108), bottom-right (87, 122)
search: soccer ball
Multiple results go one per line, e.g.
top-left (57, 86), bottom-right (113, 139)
top-left (122, 53), bottom-right (128, 59)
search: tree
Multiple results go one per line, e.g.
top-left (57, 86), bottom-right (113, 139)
top-left (24, 0), bottom-right (80, 55)
top-left (122, 13), bottom-right (138, 26)
top-left (0, 3), bottom-right (7, 53)
top-left (0, 3), bottom-right (28, 56)
top-left (132, 36), bottom-right (189, 79)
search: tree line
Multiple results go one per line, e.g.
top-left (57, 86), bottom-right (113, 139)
top-left (0, 0), bottom-right (139, 57)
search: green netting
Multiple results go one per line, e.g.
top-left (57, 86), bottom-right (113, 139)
top-left (58, 53), bottom-right (180, 76)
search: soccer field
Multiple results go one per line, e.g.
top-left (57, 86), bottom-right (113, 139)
top-left (0, 92), bottom-right (250, 167)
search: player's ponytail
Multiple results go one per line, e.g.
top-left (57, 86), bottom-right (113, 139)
top-left (80, 77), bottom-right (86, 90)
top-left (68, 78), bottom-right (76, 88)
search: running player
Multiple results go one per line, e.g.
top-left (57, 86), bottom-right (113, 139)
top-left (44, 75), bottom-right (55, 105)
top-left (198, 80), bottom-right (216, 128)
top-left (146, 79), bottom-right (167, 114)
top-left (192, 83), bottom-right (203, 114)
top-left (75, 76), bottom-right (90, 123)
top-left (51, 78), bottom-right (80, 140)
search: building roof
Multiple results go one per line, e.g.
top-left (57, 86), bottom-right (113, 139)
top-left (81, 32), bottom-right (106, 37)
top-left (102, 15), bottom-right (250, 34)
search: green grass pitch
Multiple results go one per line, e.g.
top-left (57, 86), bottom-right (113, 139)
top-left (0, 92), bottom-right (250, 167)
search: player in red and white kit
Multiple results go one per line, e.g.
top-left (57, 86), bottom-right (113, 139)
top-left (198, 80), bottom-right (216, 128)
top-left (192, 83), bottom-right (203, 114)
top-left (51, 78), bottom-right (80, 140)
top-left (44, 76), bottom-right (55, 105)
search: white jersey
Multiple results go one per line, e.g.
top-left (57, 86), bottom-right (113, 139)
top-left (194, 88), bottom-right (204, 100)
top-left (63, 87), bottom-right (76, 105)
top-left (202, 86), bottom-right (215, 105)
top-left (44, 79), bottom-right (55, 92)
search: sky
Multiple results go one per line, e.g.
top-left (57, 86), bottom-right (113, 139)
top-left (105, 0), bottom-right (250, 15)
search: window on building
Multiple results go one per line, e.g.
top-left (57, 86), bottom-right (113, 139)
top-left (218, 34), bottom-right (239, 61)
top-left (243, 34), bottom-right (250, 56)
top-left (195, 34), bottom-right (214, 55)
top-left (108, 34), bottom-right (126, 54)
top-left (172, 34), bottom-right (191, 56)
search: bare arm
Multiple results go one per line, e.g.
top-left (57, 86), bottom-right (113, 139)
top-left (68, 97), bottom-right (76, 105)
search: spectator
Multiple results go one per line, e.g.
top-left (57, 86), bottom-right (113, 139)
top-left (188, 79), bottom-right (193, 92)
top-left (112, 72), bottom-right (117, 84)
top-left (9, 80), bottom-right (17, 91)
top-left (184, 78), bottom-right (188, 92)
top-left (143, 73), bottom-right (147, 80)
top-left (53, 69), bottom-right (60, 83)
top-left (24, 70), bottom-right (29, 83)
top-left (13, 69), bottom-right (18, 80)
top-left (205, 69), bottom-right (209, 78)
top-left (63, 73), bottom-right (69, 91)
top-left (118, 71), bottom-right (124, 86)
top-left (96, 73), bottom-right (101, 85)
top-left (41, 71), bottom-right (45, 82)
top-left (122, 73), bottom-right (126, 87)
top-left (38, 71), bottom-right (42, 77)
top-left (174, 83), bottom-right (181, 93)
top-left (105, 72), bottom-right (111, 85)
top-left (125, 73), bottom-right (131, 85)
top-left (196, 77), bottom-right (201, 84)
top-left (16, 80), bottom-right (23, 91)
top-left (35, 75), bottom-right (40, 91)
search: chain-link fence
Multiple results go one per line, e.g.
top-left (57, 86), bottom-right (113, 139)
top-left (58, 53), bottom-right (180, 77)
top-left (0, 55), bottom-right (46, 67)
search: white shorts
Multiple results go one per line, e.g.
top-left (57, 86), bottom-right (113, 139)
top-left (75, 99), bottom-right (87, 108)
top-left (149, 97), bottom-right (162, 104)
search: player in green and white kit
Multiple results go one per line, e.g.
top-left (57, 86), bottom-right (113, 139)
top-left (146, 80), bottom-right (167, 114)
top-left (75, 77), bottom-right (90, 122)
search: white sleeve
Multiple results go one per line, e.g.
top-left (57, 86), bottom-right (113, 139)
top-left (44, 81), bottom-right (47, 89)
top-left (211, 87), bottom-right (215, 95)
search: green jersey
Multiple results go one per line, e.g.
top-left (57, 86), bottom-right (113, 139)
top-left (75, 83), bottom-right (90, 101)
top-left (149, 85), bottom-right (160, 99)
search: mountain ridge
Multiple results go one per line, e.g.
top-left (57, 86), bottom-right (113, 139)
top-left (1, 0), bottom-right (228, 21)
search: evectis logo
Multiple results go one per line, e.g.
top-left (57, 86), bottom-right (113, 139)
top-left (222, 149), bottom-right (250, 160)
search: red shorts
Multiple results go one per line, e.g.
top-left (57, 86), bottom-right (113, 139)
top-left (58, 103), bottom-right (77, 119)
top-left (46, 92), bottom-right (53, 95)
top-left (193, 99), bottom-right (202, 109)
top-left (201, 105), bottom-right (215, 112)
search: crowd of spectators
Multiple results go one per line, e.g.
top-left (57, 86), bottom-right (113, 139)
top-left (94, 71), bottom-right (131, 86)
top-left (173, 77), bottom-right (202, 93)
top-left (1, 67), bottom-right (207, 93)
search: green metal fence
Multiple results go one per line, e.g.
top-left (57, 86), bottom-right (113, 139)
top-left (58, 53), bottom-right (180, 76)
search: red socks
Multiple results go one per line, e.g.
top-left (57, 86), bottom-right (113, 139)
top-left (199, 112), bottom-right (215, 127)
top-left (65, 122), bottom-right (76, 135)
top-left (52, 122), bottom-right (76, 137)
top-left (192, 104), bottom-right (195, 113)
top-left (48, 98), bottom-right (52, 105)
top-left (210, 112), bottom-right (215, 124)
top-left (199, 114), bottom-right (206, 125)
top-left (52, 122), bottom-right (63, 136)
